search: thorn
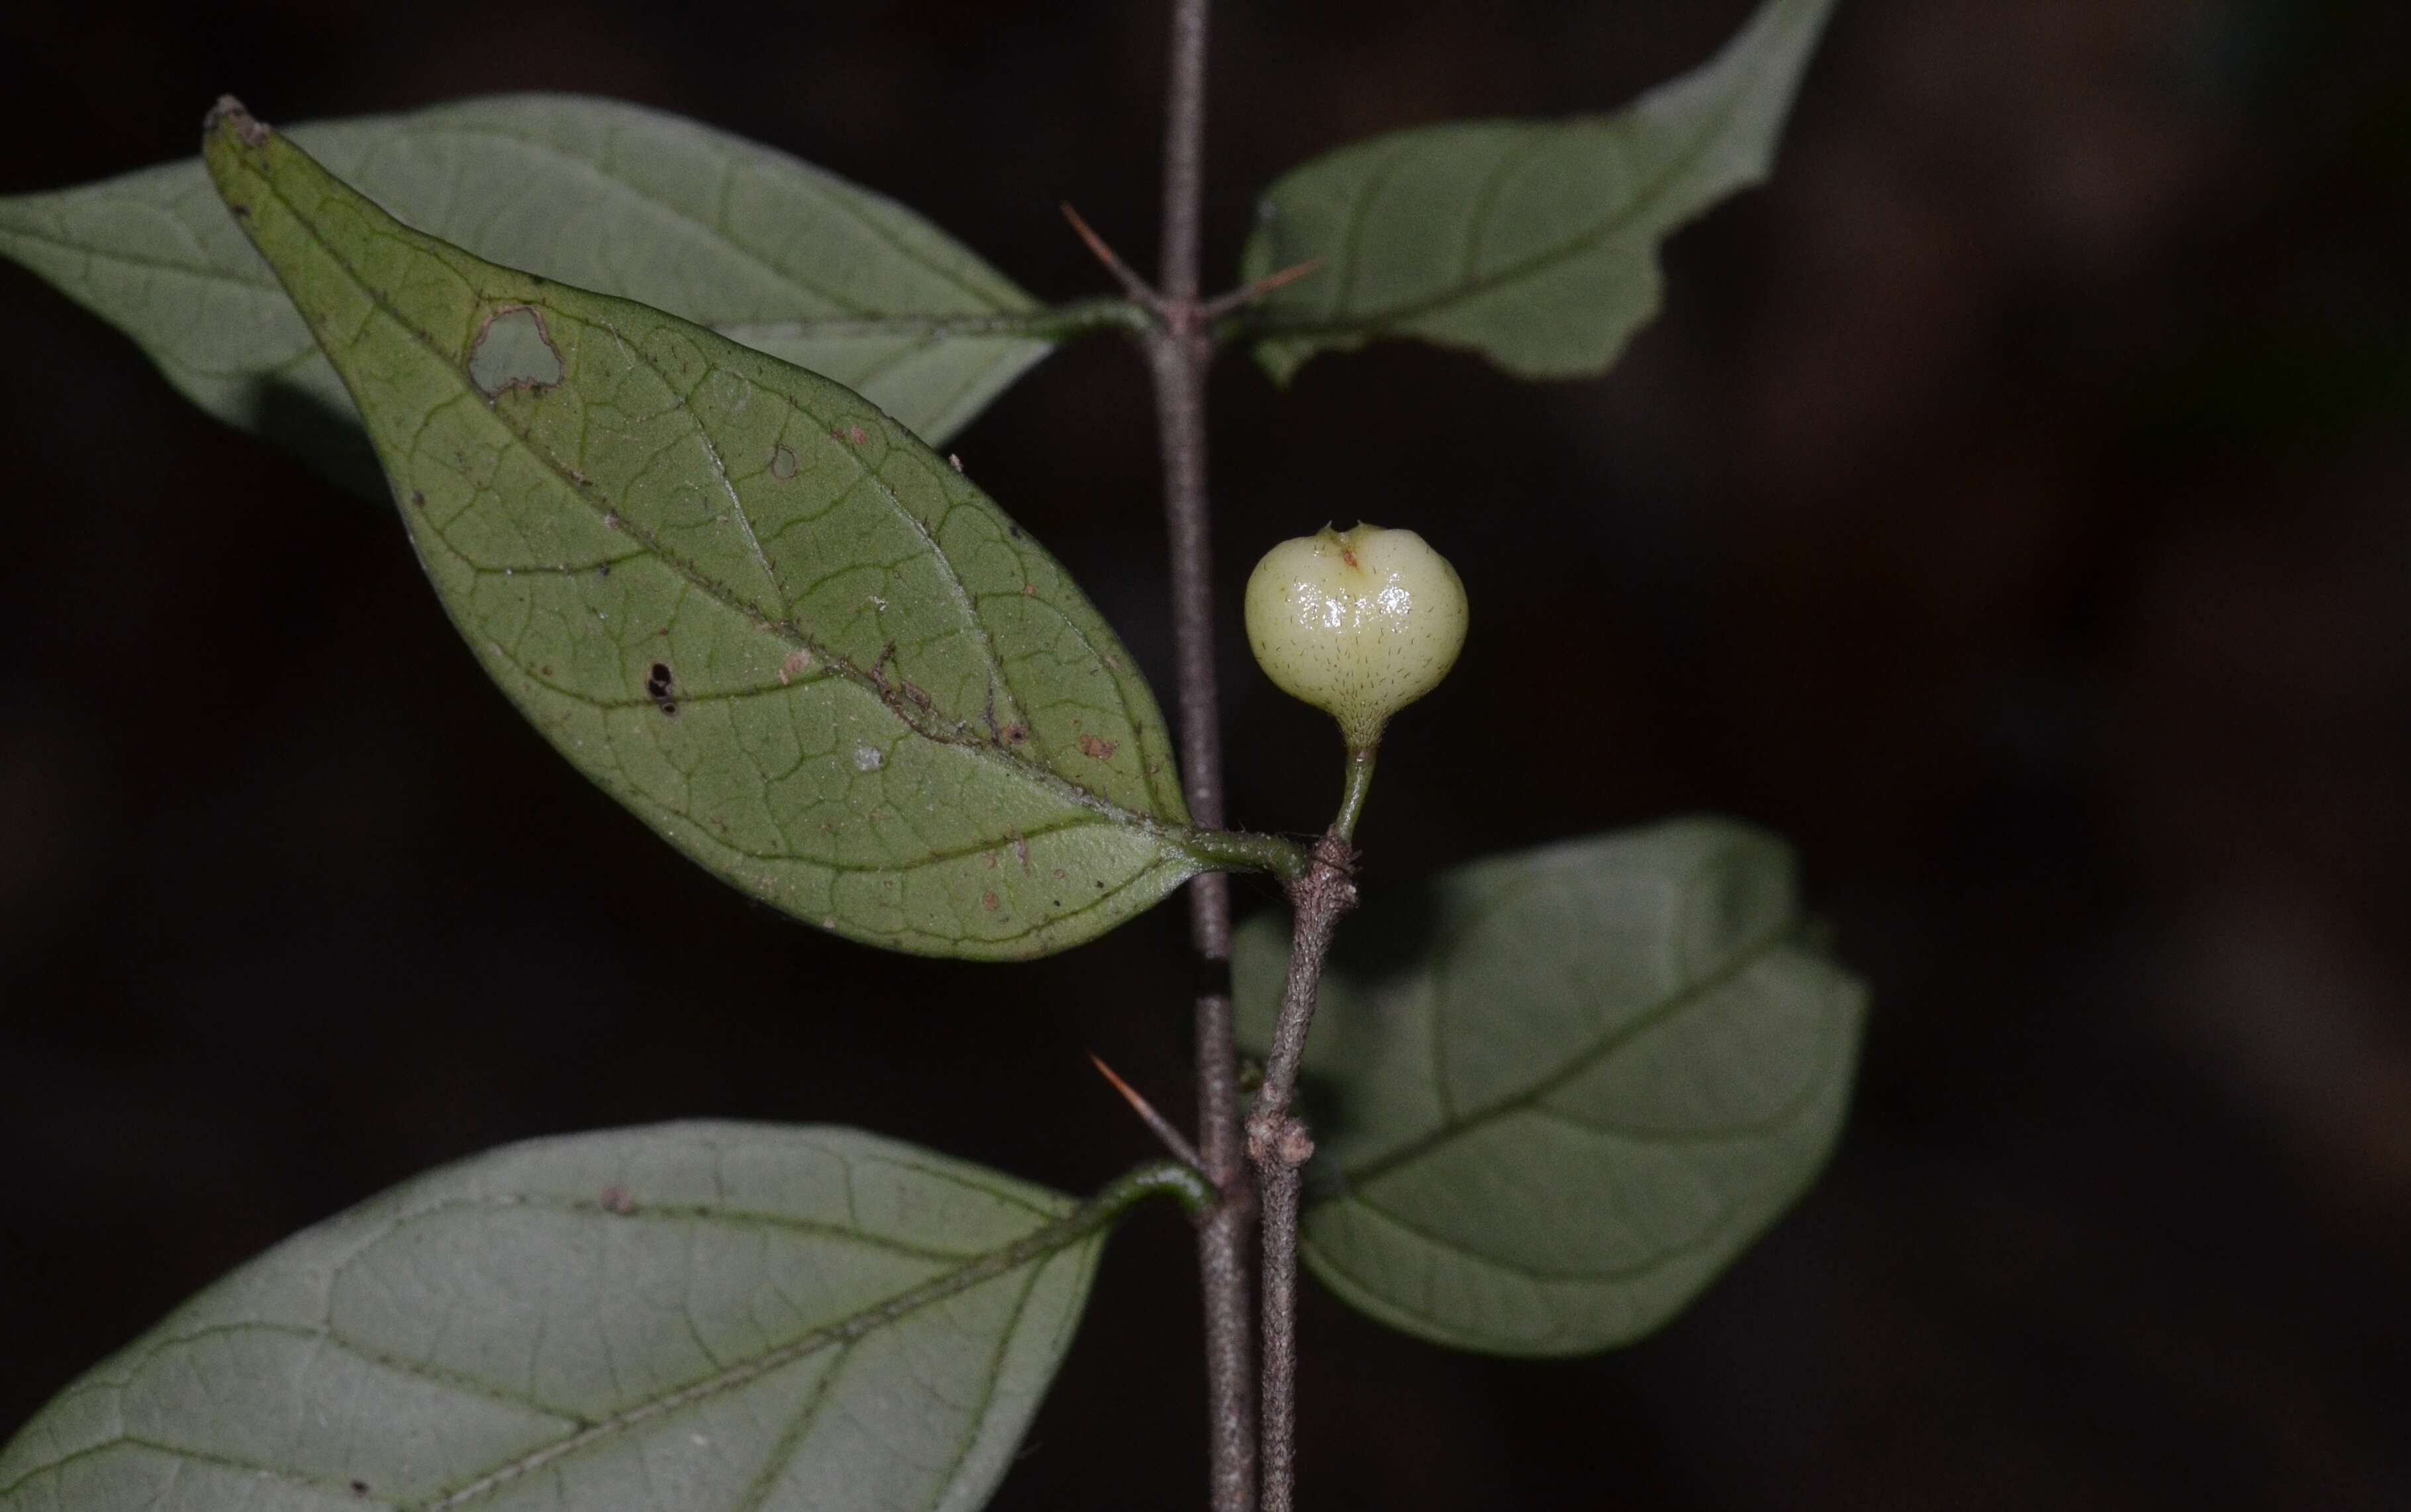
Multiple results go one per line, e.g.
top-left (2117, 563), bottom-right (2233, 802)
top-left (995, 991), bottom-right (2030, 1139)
top-left (1200, 257), bottom-right (1326, 322)
top-left (1089, 1053), bottom-right (1203, 1169)
top-left (1059, 203), bottom-right (1163, 312)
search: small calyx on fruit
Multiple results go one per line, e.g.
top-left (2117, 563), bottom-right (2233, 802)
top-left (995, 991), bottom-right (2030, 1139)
top-left (1244, 523), bottom-right (1467, 749)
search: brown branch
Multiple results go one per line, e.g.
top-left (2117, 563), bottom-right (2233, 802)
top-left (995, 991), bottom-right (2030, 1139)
top-left (1146, 3), bottom-right (1259, 1511)
top-left (1255, 1132), bottom-right (1308, 1512)
top-left (1246, 832), bottom-right (1359, 1512)
top-left (1159, 0), bottom-right (1210, 310)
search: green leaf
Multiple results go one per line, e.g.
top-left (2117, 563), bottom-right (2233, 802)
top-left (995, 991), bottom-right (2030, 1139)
top-left (1236, 818), bottom-right (1865, 1355)
top-left (1236, 0), bottom-right (1838, 383)
top-left (201, 101), bottom-right (1237, 960)
top-left (0, 1125), bottom-right (1183, 1512)
top-left (0, 95), bottom-right (1091, 490)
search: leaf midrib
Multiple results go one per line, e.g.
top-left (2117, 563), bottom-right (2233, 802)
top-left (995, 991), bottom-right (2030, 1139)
top-left (0, 1213), bottom-right (1105, 1511)
top-left (246, 148), bottom-right (1193, 857)
top-left (0, 216), bottom-right (276, 289)
top-left (419, 1207), bottom-right (1107, 1511)
top-left (1342, 1178), bottom-right (1755, 1286)
top-left (0, 214), bottom-right (1064, 350)
top-left (401, 117), bottom-right (1022, 318)
top-left (1334, 921), bottom-right (1811, 1189)
top-left (1248, 35), bottom-right (1769, 343)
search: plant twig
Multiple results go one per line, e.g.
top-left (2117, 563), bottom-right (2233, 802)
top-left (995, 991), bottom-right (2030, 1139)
top-left (1159, 0), bottom-right (1210, 313)
top-left (1246, 836), bottom-right (1359, 1165)
top-left (1255, 1130), bottom-right (1308, 1512)
top-left (1144, 2), bottom-right (1259, 1510)
top-left (1246, 831), bottom-right (1360, 1512)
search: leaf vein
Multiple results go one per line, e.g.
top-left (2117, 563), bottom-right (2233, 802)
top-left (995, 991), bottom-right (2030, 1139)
top-left (1340, 929), bottom-right (1804, 1188)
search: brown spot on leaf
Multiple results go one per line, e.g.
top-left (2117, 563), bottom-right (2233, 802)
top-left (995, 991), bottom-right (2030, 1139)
top-left (982, 891), bottom-right (1000, 913)
top-left (599, 1184), bottom-right (637, 1215)
top-left (778, 647), bottom-right (813, 685)
top-left (1000, 722), bottom-right (1029, 745)
top-left (410, 490), bottom-right (426, 508)
top-left (1079, 734), bottom-right (1117, 761)
top-left (769, 445), bottom-right (799, 480)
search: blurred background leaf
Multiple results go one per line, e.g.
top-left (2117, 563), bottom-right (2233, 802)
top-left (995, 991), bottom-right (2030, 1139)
top-left (1237, 0), bottom-right (1836, 382)
top-left (1237, 820), bottom-right (1863, 1354)
top-left (0, 95), bottom-right (1075, 491)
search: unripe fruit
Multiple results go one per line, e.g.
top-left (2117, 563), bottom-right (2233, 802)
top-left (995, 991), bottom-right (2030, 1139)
top-left (1245, 523), bottom-right (1467, 749)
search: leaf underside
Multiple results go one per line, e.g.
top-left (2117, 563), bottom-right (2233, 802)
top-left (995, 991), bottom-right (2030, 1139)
top-left (203, 107), bottom-right (1197, 959)
top-left (1238, 0), bottom-right (1838, 383)
top-left (0, 95), bottom-right (1055, 489)
top-left (0, 1124), bottom-right (1107, 1512)
top-left (1237, 818), bottom-right (1865, 1355)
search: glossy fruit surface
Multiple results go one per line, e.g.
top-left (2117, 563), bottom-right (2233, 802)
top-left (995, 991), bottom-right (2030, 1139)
top-left (1245, 523), bottom-right (1467, 748)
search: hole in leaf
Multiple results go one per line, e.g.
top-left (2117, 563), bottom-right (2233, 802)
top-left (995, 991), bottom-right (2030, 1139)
top-left (469, 306), bottom-right (564, 397)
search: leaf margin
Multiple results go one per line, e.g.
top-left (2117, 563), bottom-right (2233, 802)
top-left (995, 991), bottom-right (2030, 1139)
top-left (1236, 815), bottom-right (1866, 1356)
top-left (0, 1121), bottom-right (1207, 1512)
top-left (195, 99), bottom-right (1299, 959)
top-left (1234, 0), bottom-right (1841, 384)
top-left (0, 91), bottom-right (1118, 485)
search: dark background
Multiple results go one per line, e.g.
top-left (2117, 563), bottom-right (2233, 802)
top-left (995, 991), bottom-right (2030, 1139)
top-left (4, 0), bottom-right (2408, 1506)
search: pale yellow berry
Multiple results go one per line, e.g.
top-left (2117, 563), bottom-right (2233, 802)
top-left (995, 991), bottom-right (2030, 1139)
top-left (1244, 523), bottom-right (1467, 749)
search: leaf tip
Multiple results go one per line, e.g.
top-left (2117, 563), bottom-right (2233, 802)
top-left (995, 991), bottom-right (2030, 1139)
top-left (1252, 340), bottom-right (1307, 388)
top-left (202, 95), bottom-right (271, 149)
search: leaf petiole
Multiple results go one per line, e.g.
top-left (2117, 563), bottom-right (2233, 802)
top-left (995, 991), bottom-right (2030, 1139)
top-left (1179, 826), bottom-right (1312, 882)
